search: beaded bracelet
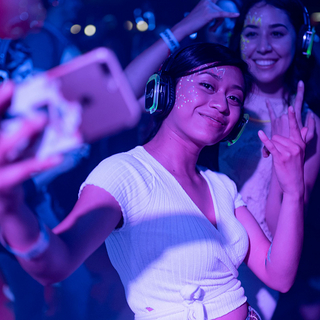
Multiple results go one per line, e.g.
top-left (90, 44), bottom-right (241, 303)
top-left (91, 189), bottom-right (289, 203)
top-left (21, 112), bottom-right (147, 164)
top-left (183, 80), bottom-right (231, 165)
top-left (0, 220), bottom-right (50, 260)
top-left (159, 29), bottom-right (180, 53)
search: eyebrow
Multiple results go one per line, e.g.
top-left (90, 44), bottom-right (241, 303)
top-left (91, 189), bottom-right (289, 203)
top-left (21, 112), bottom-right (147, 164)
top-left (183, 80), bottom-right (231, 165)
top-left (231, 85), bottom-right (245, 94)
top-left (243, 23), bottom-right (288, 30)
top-left (199, 71), bottom-right (223, 80)
top-left (198, 71), bottom-right (245, 93)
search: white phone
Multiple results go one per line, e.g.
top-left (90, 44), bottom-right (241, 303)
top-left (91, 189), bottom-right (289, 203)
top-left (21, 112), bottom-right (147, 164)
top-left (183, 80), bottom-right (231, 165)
top-left (3, 47), bottom-right (141, 159)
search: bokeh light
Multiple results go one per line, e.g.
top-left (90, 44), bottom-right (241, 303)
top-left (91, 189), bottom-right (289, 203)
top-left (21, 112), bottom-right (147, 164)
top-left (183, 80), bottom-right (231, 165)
top-left (84, 24), bottom-right (96, 36)
top-left (124, 20), bottom-right (133, 31)
top-left (136, 20), bottom-right (148, 32)
top-left (70, 24), bottom-right (81, 34)
top-left (311, 12), bottom-right (320, 22)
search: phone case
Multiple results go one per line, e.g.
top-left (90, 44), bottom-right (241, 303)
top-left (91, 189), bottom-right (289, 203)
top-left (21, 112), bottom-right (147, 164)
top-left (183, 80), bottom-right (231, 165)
top-left (5, 47), bottom-right (141, 158)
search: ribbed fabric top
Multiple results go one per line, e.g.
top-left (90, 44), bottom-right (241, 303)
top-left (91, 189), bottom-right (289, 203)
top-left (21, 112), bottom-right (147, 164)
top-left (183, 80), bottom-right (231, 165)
top-left (80, 146), bottom-right (249, 319)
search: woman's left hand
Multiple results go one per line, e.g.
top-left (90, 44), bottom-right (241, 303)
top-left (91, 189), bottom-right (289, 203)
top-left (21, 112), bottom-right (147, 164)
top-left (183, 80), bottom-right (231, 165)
top-left (258, 106), bottom-right (307, 196)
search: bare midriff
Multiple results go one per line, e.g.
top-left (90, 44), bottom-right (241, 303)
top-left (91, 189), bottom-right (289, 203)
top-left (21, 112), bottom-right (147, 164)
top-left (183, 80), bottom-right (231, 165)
top-left (212, 302), bottom-right (248, 320)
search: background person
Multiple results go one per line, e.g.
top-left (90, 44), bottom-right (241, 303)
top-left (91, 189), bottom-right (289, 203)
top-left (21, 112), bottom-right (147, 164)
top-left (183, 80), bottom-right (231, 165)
top-left (220, 1), bottom-right (320, 318)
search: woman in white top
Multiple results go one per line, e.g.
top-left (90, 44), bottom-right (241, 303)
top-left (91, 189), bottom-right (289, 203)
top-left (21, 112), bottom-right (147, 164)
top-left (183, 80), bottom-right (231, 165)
top-left (0, 42), bottom-right (309, 320)
top-left (124, 1), bottom-right (320, 318)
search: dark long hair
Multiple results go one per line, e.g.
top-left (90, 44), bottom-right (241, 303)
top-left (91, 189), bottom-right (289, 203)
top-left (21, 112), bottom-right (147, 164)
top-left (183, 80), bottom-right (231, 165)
top-left (229, 0), bottom-right (318, 107)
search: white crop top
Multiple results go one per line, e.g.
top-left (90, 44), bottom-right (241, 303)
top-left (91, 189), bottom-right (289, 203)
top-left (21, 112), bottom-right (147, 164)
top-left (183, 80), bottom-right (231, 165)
top-left (80, 146), bottom-right (249, 319)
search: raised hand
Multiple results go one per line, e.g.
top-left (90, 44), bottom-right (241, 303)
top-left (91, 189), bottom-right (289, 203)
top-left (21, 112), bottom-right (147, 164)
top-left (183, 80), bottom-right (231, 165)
top-left (0, 82), bottom-right (61, 192)
top-left (173, 0), bottom-right (239, 39)
top-left (258, 106), bottom-right (307, 196)
top-left (266, 81), bottom-right (315, 142)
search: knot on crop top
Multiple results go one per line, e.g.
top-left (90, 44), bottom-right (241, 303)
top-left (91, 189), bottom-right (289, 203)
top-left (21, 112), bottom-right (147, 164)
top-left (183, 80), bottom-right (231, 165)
top-left (180, 284), bottom-right (206, 319)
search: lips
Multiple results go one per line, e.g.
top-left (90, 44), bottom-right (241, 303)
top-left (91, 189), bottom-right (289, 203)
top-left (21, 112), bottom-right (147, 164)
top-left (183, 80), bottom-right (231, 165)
top-left (254, 59), bottom-right (277, 66)
top-left (199, 113), bottom-right (226, 126)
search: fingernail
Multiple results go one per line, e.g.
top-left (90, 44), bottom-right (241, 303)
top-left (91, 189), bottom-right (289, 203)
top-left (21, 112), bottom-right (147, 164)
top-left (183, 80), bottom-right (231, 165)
top-left (298, 80), bottom-right (303, 87)
top-left (289, 106), bottom-right (294, 113)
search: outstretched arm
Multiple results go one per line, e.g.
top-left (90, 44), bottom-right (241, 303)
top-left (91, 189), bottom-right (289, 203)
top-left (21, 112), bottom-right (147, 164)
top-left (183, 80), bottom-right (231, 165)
top-left (236, 106), bottom-right (307, 292)
top-left (124, 0), bottom-right (239, 100)
top-left (0, 82), bottom-right (122, 285)
top-left (0, 185), bottom-right (122, 285)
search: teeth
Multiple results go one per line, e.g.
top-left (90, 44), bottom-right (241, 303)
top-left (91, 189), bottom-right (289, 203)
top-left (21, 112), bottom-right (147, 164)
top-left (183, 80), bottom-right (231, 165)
top-left (255, 60), bottom-right (276, 66)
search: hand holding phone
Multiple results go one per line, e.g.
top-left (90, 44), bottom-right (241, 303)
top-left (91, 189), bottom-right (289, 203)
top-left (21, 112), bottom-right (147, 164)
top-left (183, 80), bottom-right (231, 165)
top-left (2, 47), bottom-right (141, 159)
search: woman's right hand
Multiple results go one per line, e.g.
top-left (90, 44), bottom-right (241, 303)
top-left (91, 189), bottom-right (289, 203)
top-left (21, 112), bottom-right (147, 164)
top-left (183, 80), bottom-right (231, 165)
top-left (172, 0), bottom-right (239, 40)
top-left (258, 106), bottom-right (307, 196)
top-left (266, 81), bottom-right (315, 141)
top-left (0, 82), bottom-right (61, 193)
top-left (263, 81), bottom-right (315, 158)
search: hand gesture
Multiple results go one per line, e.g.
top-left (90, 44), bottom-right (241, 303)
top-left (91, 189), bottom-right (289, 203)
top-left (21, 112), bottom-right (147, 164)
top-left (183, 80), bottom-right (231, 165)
top-left (266, 81), bottom-right (315, 141)
top-left (258, 106), bottom-right (307, 196)
top-left (0, 82), bottom-right (61, 192)
top-left (174, 0), bottom-right (239, 38)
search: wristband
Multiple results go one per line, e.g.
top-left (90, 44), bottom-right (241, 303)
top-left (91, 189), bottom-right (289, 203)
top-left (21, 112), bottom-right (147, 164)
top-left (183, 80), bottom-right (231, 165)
top-left (159, 29), bottom-right (180, 53)
top-left (0, 220), bottom-right (50, 260)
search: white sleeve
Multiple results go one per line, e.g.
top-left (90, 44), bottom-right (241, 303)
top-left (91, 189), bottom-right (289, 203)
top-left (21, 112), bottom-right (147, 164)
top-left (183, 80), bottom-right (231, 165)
top-left (79, 153), bottom-right (154, 224)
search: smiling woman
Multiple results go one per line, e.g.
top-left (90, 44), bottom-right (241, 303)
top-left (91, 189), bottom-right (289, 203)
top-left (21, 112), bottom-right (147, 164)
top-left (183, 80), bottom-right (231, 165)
top-left (150, 64), bottom-right (245, 147)
top-left (218, 0), bottom-right (320, 318)
top-left (240, 4), bottom-right (296, 90)
top-left (144, 43), bottom-right (252, 146)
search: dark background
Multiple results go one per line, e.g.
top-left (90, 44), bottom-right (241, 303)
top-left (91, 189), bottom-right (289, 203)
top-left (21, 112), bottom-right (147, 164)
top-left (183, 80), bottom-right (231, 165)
top-left (65, 0), bottom-right (320, 68)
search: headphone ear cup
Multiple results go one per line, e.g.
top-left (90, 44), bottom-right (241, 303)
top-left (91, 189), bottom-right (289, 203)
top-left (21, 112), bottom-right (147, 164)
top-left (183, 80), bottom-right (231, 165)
top-left (297, 6), bottom-right (315, 58)
top-left (145, 72), bottom-right (173, 115)
top-left (298, 24), bottom-right (309, 54)
top-left (162, 75), bottom-right (175, 117)
top-left (222, 112), bottom-right (249, 146)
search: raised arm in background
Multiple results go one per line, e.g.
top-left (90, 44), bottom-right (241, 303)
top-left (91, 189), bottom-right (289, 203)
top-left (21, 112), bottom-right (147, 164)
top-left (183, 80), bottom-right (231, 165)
top-left (237, 106), bottom-right (308, 292)
top-left (265, 82), bottom-right (320, 236)
top-left (124, 0), bottom-right (240, 100)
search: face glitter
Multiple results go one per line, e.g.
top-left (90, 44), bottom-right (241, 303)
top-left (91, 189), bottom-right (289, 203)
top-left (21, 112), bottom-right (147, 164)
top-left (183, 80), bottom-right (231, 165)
top-left (244, 11), bottom-right (262, 28)
top-left (175, 74), bottom-right (199, 109)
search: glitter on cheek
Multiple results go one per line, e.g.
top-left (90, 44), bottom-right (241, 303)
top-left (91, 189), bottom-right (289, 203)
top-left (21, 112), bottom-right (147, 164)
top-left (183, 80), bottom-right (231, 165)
top-left (240, 35), bottom-right (250, 60)
top-left (174, 78), bottom-right (198, 109)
